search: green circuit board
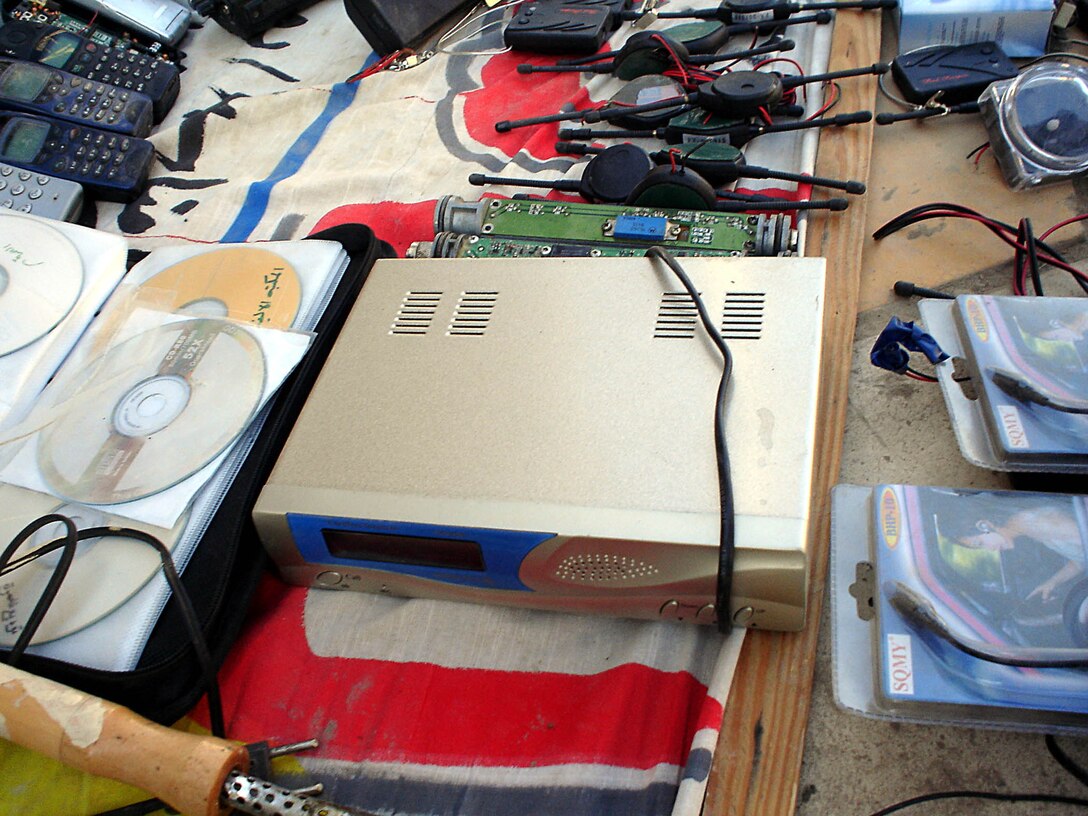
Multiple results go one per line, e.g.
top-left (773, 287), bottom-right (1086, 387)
top-left (476, 199), bottom-right (764, 254)
top-left (445, 235), bottom-right (743, 259)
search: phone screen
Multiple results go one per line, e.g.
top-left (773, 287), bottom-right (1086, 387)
top-left (0, 119), bottom-right (50, 162)
top-left (36, 32), bottom-right (82, 69)
top-left (0, 64), bottom-right (50, 102)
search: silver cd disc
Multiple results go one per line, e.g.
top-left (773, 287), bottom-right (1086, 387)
top-left (0, 485), bottom-right (183, 644)
top-left (0, 214), bottom-right (83, 357)
top-left (37, 318), bottom-right (266, 505)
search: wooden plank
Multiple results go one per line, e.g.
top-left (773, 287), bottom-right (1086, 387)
top-left (703, 9), bottom-right (883, 815)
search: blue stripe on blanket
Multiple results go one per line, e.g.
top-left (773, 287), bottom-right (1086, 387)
top-left (219, 80), bottom-right (359, 242)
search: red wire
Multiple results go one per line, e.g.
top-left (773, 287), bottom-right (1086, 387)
top-left (972, 143), bottom-right (989, 166)
top-left (904, 370), bottom-right (937, 382)
top-left (652, 34), bottom-right (689, 86)
top-left (758, 106), bottom-right (773, 125)
top-left (346, 49), bottom-right (406, 83)
top-left (752, 57), bottom-right (805, 74)
top-left (806, 82), bottom-right (839, 120)
top-left (1039, 213), bottom-right (1088, 242)
top-left (902, 209), bottom-right (1088, 288)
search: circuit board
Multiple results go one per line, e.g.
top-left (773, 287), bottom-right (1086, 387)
top-left (415, 233), bottom-right (748, 259)
top-left (7, 0), bottom-right (174, 59)
top-left (435, 197), bottom-right (793, 256)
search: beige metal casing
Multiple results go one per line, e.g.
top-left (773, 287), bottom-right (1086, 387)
top-left (254, 255), bottom-right (826, 630)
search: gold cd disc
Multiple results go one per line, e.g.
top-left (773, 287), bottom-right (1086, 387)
top-left (0, 485), bottom-right (181, 644)
top-left (0, 215), bottom-right (83, 356)
top-left (37, 318), bottom-right (266, 505)
top-left (140, 246), bottom-right (302, 328)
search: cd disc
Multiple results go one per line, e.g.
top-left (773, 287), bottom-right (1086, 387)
top-left (0, 485), bottom-right (181, 644)
top-left (37, 318), bottom-right (266, 505)
top-left (0, 215), bottom-right (83, 357)
top-left (139, 246), bottom-right (302, 327)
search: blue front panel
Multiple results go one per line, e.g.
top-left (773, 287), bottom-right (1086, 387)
top-left (286, 513), bottom-right (556, 591)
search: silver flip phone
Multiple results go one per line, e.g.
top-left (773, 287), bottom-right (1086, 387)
top-left (63, 0), bottom-right (192, 46)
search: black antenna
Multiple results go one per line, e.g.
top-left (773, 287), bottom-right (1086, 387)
top-left (621, 0), bottom-right (893, 24)
top-left (875, 101), bottom-right (981, 124)
top-left (560, 109), bottom-right (873, 147)
top-left (656, 143), bottom-right (866, 193)
top-left (518, 36), bottom-right (795, 74)
top-left (582, 64), bottom-right (887, 123)
top-left (715, 197), bottom-right (849, 211)
top-left (468, 144), bottom-right (654, 204)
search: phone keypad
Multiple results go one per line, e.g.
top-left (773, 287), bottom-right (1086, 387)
top-left (48, 126), bottom-right (134, 181)
top-left (48, 77), bottom-right (133, 125)
top-left (73, 42), bottom-right (162, 94)
top-left (0, 167), bottom-right (55, 213)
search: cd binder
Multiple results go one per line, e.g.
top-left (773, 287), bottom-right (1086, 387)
top-left (0, 223), bottom-right (394, 724)
top-left (831, 483), bottom-right (1088, 734)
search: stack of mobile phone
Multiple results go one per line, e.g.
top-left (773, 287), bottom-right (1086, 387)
top-left (0, 14), bottom-right (185, 207)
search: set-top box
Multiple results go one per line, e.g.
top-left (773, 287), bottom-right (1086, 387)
top-left (254, 254), bottom-right (826, 630)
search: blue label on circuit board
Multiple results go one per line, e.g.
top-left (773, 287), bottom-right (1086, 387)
top-left (613, 215), bottom-right (667, 241)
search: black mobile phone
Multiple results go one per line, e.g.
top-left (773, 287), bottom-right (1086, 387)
top-left (0, 112), bottom-right (154, 202)
top-left (0, 57), bottom-right (154, 137)
top-left (0, 20), bottom-right (180, 121)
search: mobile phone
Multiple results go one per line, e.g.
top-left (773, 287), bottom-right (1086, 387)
top-left (0, 57), bottom-right (154, 136)
top-left (62, 0), bottom-right (191, 47)
top-left (0, 20), bottom-right (180, 121)
top-left (0, 160), bottom-right (83, 219)
top-left (0, 113), bottom-right (154, 202)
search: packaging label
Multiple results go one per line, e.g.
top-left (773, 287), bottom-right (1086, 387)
top-left (887, 633), bottom-right (915, 695)
top-left (997, 404), bottom-right (1031, 448)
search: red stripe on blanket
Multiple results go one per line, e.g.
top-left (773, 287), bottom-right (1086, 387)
top-left (198, 576), bottom-right (713, 771)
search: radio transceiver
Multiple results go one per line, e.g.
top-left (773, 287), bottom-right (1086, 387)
top-left (254, 255), bottom-right (825, 630)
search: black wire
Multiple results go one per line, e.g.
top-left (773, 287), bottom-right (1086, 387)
top-left (870, 790), bottom-right (1088, 815)
top-left (965, 142), bottom-right (989, 160)
top-left (646, 246), bottom-right (735, 634)
top-left (1023, 217), bottom-right (1043, 296)
top-left (0, 515), bottom-right (78, 664)
top-left (1048, 735), bottom-right (1088, 788)
top-left (872, 203), bottom-right (1088, 296)
top-left (0, 520), bottom-right (226, 738)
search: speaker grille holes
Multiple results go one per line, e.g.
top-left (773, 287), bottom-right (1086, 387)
top-left (555, 553), bottom-right (660, 583)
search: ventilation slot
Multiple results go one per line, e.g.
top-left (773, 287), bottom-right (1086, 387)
top-left (720, 291), bottom-right (765, 340)
top-left (654, 291), bottom-right (699, 339)
top-left (391, 291), bottom-right (442, 335)
top-left (448, 291), bottom-right (498, 336)
top-left (554, 553), bottom-right (660, 584)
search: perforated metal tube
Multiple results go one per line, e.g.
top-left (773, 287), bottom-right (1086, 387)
top-left (223, 771), bottom-right (379, 816)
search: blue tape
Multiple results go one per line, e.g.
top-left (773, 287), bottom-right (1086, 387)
top-left (870, 317), bottom-right (949, 373)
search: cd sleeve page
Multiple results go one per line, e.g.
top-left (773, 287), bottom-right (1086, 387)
top-left (0, 313), bottom-right (313, 528)
top-left (0, 213), bottom-right (128, 433)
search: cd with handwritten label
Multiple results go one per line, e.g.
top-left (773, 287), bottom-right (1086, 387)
top-left (37, 318), bottom-right (266, 505)
top-left (0, 484), bottom-right (180, 644)
top-left (137, 246), bottom-right (302, 327)
top-left (0, 216), bottom-right (83, 357)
